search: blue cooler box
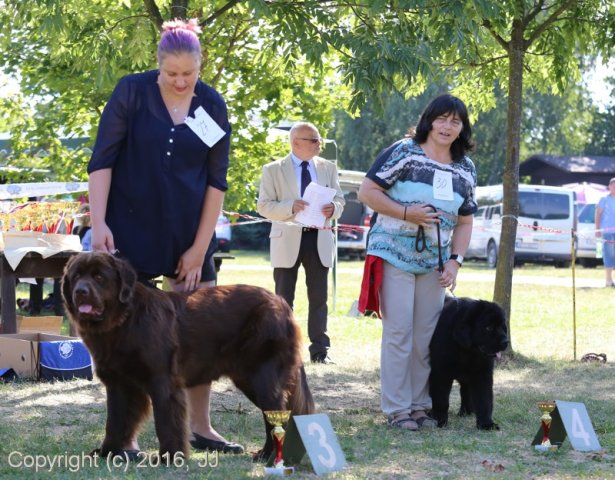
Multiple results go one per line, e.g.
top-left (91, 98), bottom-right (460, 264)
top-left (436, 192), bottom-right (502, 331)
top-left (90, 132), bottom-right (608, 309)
top-left (39, 339), bottom-right (92, 381)
top-left (0, 333), bottom-right (92, 381)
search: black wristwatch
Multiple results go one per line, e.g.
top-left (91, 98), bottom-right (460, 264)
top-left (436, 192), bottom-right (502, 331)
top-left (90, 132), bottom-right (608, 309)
top-left (449, 254), bottom-right (464, 267)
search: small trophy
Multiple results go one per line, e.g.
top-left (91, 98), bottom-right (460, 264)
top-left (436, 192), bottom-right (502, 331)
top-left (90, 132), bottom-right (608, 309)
top-left (264, 410), bottom-right (294, 476)
top-left (535, 401), bottom-right (559, 452)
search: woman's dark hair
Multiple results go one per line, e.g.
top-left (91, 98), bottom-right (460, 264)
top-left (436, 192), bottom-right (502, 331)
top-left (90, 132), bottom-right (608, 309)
top-left (411, 94), bottom-right (474, 162)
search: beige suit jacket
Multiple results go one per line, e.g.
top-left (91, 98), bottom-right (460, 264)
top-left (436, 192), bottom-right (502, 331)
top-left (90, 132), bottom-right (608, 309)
top-left (257, 154), bottom-right (345, 268)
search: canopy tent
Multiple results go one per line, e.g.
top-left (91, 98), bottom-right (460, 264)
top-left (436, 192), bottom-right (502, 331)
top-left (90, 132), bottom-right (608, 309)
top-left (561, 182), bottom-right (607, 204)
top-left (0, 182), bottom-right (88, 201)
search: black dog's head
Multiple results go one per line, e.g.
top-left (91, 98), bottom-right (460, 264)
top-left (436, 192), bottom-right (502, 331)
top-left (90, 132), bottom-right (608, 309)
top-left (451, 298), bottom-right (509, 355)
top-left (62, 252), bottom-right (137, 334)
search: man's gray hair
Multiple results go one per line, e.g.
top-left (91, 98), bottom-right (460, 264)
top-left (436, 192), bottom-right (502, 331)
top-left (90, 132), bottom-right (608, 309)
top-left (289, 122), bottom-right (319, 142)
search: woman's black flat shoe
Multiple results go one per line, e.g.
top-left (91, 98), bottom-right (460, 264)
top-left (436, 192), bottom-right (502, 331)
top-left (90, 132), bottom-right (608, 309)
top-left (190, 432), bottom-right (244, 454)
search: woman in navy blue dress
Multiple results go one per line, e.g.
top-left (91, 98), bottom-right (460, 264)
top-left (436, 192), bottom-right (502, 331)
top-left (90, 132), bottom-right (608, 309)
top-left (88, 19), bottom-right (242, 455)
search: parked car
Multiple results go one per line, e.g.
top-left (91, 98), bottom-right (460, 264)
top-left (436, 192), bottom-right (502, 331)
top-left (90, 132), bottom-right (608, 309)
top-left (575, 203), bottom-right (601, 268)
top-left (466, 203), bottom-right (502, 268)
top-left (336, 170), bottom-right (373, 259)
top-left (215, 213), bottom-right (232, 252)
top-left (465, 184), bottom-right (576, 268)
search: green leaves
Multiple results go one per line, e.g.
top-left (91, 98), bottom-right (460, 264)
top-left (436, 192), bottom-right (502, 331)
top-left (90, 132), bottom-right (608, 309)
top-left (0, 0), bottom-right (612, 212)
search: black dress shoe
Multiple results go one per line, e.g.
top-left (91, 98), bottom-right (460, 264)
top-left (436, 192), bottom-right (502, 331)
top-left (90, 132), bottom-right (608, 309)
top-left (311, 353), bottom-right (335, 364)
top-left (190, 432), bottom-right (244, 454)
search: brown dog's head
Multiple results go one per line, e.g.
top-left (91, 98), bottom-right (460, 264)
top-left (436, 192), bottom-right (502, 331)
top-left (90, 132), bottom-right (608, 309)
top-left (62, 252), bottom-right (137, 333)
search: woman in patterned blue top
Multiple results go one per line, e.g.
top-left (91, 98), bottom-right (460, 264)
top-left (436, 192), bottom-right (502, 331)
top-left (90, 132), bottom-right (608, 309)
top-left (358, 94), bottom-right (477, 431)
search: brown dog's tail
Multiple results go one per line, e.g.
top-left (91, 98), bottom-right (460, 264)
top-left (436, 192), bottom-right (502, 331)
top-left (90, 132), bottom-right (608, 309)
top-left (288, 365), bottom-right (315, 415)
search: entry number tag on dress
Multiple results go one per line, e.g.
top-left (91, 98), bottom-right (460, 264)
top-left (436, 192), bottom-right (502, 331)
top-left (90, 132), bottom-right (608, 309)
top-left (433, 170), bottom-right (454, 201)
top-left (185, 106), bottom-right (225, 147)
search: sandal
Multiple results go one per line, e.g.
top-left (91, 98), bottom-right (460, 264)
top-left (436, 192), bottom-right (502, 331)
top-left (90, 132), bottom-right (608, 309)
top-left (387, 413), bottom-right (418, 431)
top-left (411, 411), bottom-right (438, 429)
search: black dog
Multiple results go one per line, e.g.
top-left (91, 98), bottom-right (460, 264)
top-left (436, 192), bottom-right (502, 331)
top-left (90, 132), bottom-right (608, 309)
top-left (429, 296), bottom-right (508, 430)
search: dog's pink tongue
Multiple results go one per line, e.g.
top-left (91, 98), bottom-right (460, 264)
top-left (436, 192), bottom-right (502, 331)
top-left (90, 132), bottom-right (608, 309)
top-left (79, 305), bottom-right (94, 313)
top-left (496, 352), bottom-right (502, 360)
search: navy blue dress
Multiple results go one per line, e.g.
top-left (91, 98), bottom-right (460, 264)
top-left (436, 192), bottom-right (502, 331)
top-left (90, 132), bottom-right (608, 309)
top-left (88, 70), bottom-right (231, 278)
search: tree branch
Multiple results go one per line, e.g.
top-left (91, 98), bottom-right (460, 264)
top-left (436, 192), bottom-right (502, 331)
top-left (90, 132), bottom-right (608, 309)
top-left (524, 0), bottom-right (578, 49)
top-left (210, 23), bottom-right (252, 86)
top-left (482, 19), bottom-right (510, 52)
top-left (201, 0), bottom-right (243, 27)
top-left (523, 0), bottom-right (546, 28)
top-left (170, 0), bottom-right (189, 20)
top-left (142, 0), bottom-right (164, 30)
top-left (106, 14), bottom-right (150, 34)
top-left (440, 53), bottom-right (509, 68)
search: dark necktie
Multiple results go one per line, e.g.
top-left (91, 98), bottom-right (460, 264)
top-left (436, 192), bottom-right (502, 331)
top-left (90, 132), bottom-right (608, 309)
top-left (300, 161), bottom-right (311, 197)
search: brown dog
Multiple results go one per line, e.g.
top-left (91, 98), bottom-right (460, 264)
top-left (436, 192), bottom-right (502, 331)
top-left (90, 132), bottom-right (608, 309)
top-left (62, 252), bottom-right (314, 460)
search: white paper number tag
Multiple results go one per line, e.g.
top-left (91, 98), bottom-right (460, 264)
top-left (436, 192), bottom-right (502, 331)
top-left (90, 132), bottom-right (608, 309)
top-left (433, 170), bottom-right (454, 201)
top-left (185, 106), bottom-right (226, 147)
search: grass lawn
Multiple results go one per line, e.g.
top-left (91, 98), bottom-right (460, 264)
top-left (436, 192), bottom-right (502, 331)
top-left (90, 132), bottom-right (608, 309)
top-left (0, 251), bottom-right (613, 479)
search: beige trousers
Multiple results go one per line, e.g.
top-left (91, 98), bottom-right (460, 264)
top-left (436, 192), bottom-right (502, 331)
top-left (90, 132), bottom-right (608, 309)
top-left (379, 261), bottom-right (445, 416)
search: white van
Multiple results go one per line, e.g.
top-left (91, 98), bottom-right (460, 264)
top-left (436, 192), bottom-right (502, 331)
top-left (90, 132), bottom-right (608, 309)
top-left (466, 184), bottom-right (576, 268)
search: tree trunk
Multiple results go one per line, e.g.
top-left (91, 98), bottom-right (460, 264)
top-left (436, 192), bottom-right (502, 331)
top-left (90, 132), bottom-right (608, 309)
top-left (493, 19), bottom-right (525, 354)
top-left (171, 1), bottom-right (190, 21)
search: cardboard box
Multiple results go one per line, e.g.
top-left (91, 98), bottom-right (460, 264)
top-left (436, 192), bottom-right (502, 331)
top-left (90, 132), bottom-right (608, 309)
top-left (0, 333), bottom-right (92, 380)
top-left (17, 315), bottom-right (63, 335)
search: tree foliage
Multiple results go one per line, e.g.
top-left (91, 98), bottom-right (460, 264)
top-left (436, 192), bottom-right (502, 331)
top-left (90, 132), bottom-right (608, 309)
top-left (585, 75), bottom-right (615, 156)
top-left (0, 0), bottom-right (350, 209)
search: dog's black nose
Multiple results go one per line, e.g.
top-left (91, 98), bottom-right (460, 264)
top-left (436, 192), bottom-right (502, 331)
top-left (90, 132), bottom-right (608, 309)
top-left (75, 286), bottom-right (89, 296)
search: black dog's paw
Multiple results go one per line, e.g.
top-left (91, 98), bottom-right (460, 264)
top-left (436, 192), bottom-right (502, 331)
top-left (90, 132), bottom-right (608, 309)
top-left (457, 406), bottom-right (474, 417)
top-left (430, 412), bottom-right (448, 428)
top-left (477, 421), bottom-right (500, 431)
top-left (252, 448), bottom-right (272, 463)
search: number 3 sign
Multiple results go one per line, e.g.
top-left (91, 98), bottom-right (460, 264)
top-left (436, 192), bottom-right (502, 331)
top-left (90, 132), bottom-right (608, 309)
top-left (282, 414), bottom-right (347, 475)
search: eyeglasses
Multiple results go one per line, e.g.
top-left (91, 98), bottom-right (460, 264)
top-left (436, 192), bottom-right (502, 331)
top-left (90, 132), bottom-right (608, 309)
top-left (298, 137), bottom-right (322, 144)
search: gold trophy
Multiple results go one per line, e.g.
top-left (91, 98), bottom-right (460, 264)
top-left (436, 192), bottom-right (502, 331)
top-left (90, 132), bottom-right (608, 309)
top-left (535, 401), bottom-right (558, 452)
top-left (264, 410), bottom-right (294, 476)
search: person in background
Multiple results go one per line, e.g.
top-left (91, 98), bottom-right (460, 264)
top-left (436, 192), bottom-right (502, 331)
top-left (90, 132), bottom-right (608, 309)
top-left (358, 94), bottom-right (477, 431)
top-left (73, 203), bottom-right (92, 251)
top-left (595, 177), bottom-right (615, 287)
top-left (87, 18), bottom-right (242, 455)
top-left (257, 122), bottom-right (345, 364)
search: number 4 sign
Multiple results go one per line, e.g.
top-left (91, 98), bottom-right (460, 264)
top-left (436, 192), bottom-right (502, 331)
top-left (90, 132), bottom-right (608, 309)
top-left (281, 414), bottom-right (347, 475)
top-left (531, 400), bottom-right (602, 452)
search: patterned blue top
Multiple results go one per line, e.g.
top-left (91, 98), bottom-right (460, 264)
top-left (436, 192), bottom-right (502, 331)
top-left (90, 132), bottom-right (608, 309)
top-left (365, 138), bottom-right (477, 274)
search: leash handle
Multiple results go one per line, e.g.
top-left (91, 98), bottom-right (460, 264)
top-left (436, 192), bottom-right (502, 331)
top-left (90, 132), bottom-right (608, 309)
top-left (414, 204), bottom-right (444, 273)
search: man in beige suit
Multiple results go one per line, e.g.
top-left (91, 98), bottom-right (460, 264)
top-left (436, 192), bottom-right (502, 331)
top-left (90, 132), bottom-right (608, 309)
top-left (258, 122), bottom-right (345, 363)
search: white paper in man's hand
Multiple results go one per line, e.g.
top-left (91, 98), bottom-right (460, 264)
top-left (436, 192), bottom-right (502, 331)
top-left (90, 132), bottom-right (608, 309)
top-left (295, 182), bottom-right (337, 227)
